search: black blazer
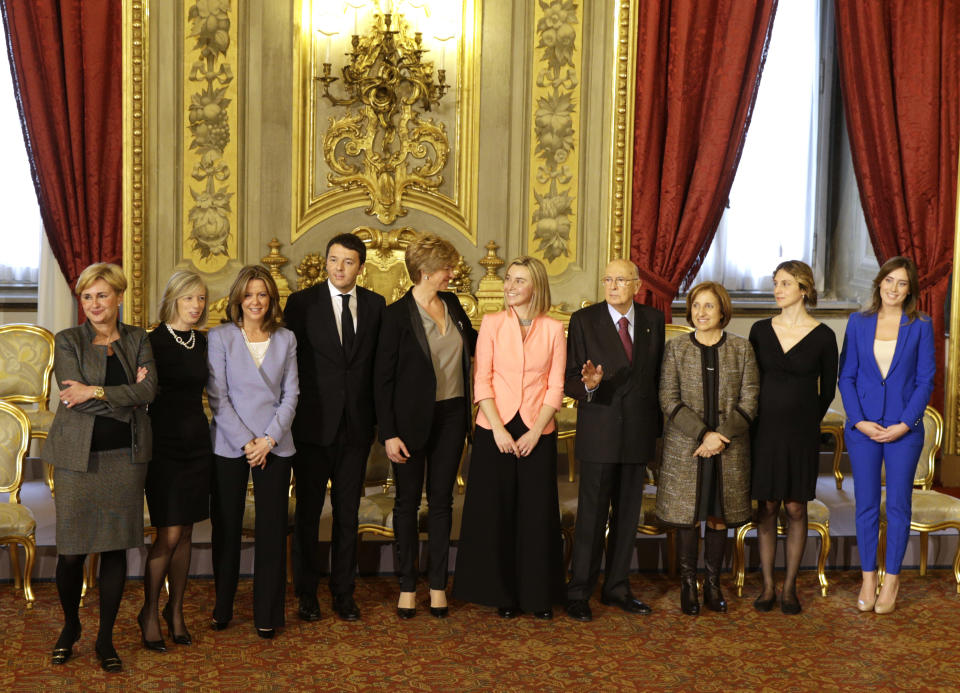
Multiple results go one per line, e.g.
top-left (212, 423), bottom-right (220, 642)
top-left (374, 290), bottom-right (477, 450)
top-left (283, 280), bottom-right (385, 447)
top-left (564, 300), bottom-right (665, 465)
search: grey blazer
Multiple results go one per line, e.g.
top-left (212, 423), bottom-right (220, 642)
top-left (206, 323), bottom-right (299, 458)
top-left (43, 321), bottom-right (158, 472)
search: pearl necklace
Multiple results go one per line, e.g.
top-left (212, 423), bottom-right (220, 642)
top-left (166, 323), bottom-right (196, 350)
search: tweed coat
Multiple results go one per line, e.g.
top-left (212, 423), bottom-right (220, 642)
top-left (655, 332), bottom-right (759, 527)
top-left (43, 320), bottom-right (158, 472)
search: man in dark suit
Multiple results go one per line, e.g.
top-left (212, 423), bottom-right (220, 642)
top-left (283, 232), bottom-right (385, 622)
top-left (564, 259), bottom-right (665, 621)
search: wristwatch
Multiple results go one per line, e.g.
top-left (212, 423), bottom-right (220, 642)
top-left (93, 386), bottom-right (105, 400)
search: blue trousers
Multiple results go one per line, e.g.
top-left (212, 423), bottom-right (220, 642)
top-left (846, 425), bottom-right (923, 575)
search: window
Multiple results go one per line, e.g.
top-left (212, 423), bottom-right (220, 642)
top-left (0, 33), bottom-right (41, 285)
top-left (691, 0), bottom-right (824, 293)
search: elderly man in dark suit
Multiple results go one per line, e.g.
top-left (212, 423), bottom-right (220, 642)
top-left (283, 233), bottom-right (385, 622)
top-left (564, 259), bottom-right (665, 621)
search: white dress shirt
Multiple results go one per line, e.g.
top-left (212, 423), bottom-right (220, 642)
top-left (327, 280), bottom-right (358, 344)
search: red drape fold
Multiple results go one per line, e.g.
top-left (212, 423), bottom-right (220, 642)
top-left (2, 0), bottom-right (123, 290)
top-left (834, 0), bottom-right (960, 412)
top-left (630, 0), bottom-right (778, 319)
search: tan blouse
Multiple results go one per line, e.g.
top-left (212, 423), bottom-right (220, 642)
top-left (417, 300), bottom-right (464, 401)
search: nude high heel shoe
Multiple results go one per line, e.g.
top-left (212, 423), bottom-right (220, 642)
top-left (874, 575), bottom-right (900, 614)
top-left (857, 572), bottom-right (878, 612)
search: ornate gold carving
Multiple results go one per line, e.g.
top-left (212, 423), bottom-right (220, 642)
top-left (123, 0), bottom-right (148, 327)
top-left (182, 0), bottom-right (238, 272)
top-left (292, 0), bottom-right (482, 243)
top-left (527, 0), bottom-right (583, 274)
top-left (261, 238), bottom-right (292, 304)
top-left (607, 0), bottom-right (638, 262)
top-left (476, 241), bottom-right (506, 320)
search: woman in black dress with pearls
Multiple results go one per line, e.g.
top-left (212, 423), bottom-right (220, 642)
top-left (139, 271), bottom-right (213, 649)
top-left (750, 261), bottom-right (837, 614)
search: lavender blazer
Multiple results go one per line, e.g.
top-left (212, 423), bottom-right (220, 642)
top-left (207, 323), bottom-right (299, 458)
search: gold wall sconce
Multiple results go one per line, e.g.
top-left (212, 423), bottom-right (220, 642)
top-left (311, 0), bottom-right (456, 224)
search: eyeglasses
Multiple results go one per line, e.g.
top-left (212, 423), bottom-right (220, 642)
top-left (601, 277), bottom-right (637, 288)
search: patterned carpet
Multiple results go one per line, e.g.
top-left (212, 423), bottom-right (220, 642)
top-left (2, 571), bottom-right (959, 692)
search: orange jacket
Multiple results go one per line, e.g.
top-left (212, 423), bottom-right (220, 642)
top-left (473, 309), bottom-right (566, 433)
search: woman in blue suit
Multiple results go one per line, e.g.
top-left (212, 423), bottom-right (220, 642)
top-left (207, 265), bottom-right (299, 638)
top-left (838, 256), bottom-right (935, 614)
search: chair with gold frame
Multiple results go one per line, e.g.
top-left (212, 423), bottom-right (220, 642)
top-left (731, 499), bottom-right (831, 597)
top-left (877, 406), bottom-right (960, 592)
top-left (635, 323), bottom-right (694, 576)
top-left (820, 408), bottom-right (846, 490)
top-left (0, 400), bottom-right (37, 605)
top-left (0, 324), bottom-right (56, 496)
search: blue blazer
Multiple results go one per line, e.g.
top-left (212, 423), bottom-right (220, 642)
top-left (838, 311), bottom-right (935, 433)
top-left (207, 323), bottom-right (299, 458)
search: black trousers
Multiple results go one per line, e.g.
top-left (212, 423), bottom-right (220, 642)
top-left (452, 415), bottom-right (565, 612)
top-left (566, 461), bottom-right (647, 601)
top-left (211, 453), bottom-right (291, 629)
top-left (393, 397), bottom-right (467, 592)
top-left (291, 424), bottom-right (370, 601)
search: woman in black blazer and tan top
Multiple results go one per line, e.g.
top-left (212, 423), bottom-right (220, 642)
top-left (375, 234), bottom-right (478, 619)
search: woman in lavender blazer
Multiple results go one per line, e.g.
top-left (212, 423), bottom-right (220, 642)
top-left (207, 265), bottom-right (299, 639)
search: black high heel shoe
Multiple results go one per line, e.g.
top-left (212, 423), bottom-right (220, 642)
top-left (95, 643), bottom-right (123, 673)
top-left (137, 609), bottom-right (167, 652)
top-left (51, 624), bottom-right (81, 665)
top-left (753, 591), bottom-right (777, 612)
top-left (162, 603), bottom-right (192, 645)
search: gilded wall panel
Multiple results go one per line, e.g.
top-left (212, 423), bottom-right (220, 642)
top-left (181, 0), bottom-right (240, 273)
top-left (527, 0), bottom-right (583, 276)
top-left (292, 0), bottom-right (481, 245)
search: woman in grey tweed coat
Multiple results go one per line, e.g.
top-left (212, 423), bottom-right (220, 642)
top-left (656, 282), bottom-right (759, 616)
top-left (43, 263), bottom-right (157, 673)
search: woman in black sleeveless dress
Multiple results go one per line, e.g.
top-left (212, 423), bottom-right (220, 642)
top-left (750, 261), bottom-right (837, 614)
top-left (140, 271), bottom-right (212, 649)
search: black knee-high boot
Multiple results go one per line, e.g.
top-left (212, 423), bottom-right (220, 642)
top-left (677, 527), bottom-right (700, 615)
top-left (703, 527), bottom-right (728, 612)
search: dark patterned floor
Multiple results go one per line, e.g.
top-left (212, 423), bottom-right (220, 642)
top-left (2, 571), bottom-right (960, 691)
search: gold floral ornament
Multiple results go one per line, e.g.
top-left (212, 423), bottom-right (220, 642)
top-left (528, 0), bottom-right (582, 271)
top-left (317, 7), bottom-right (451, 224)
top-left (186, 0), bottom-right (234, 260)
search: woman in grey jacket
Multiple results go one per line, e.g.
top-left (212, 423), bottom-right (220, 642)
top-left (43, 263), bottom-right (157, 673)
top-left (656, 281), bottom-right (759, 616)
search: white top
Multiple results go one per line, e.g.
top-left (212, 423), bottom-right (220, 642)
top-left (327, 280), bottom-right (358, 344)
top-left (874, 338), bottom-right (896, 379)
top-left (242, 330), bottom-right (271, 368)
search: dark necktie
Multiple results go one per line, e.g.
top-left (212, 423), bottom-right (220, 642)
top-left (340, 293), bottom-right (355, 353)
top-left (618, 316), bottom-right (633, 363)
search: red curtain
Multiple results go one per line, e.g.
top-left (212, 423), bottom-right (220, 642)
top-left (630, 0), bottom-right (778, 318)
top-left (835, 0), bottom-right (960, 412)
top-left (2, 0), bottom-right (122, 291)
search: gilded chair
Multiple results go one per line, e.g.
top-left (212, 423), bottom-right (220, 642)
top-left (0, 324), bottom-right (56, 495)
top-left (877, 406), bottom-right (960, 591)
top-left (557, 397), bottom-right (578, 482)
top-left (357, 437), bottom-right (469, 540)
top-left (630, 324), bottom-right (693, 576)
top-left (821, 408), bottom-right (847, 490)
top-left (732, 499), bottom-right (830, 597)
top-left (0, 400), bottom-right (37, 605)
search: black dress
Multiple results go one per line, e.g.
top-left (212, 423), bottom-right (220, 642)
top-left (694, 335), bottom-right (723, 521)
top-left (749, 319), bottom-right (838, 502)
top-left (145, 324), bottom-right (213, 526)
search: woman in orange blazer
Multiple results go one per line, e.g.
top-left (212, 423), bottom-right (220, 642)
top-left (453, 256), bottom-right (567, 619)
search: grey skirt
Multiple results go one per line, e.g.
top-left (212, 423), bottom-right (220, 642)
top-left (54, 448), bottom-right (148, 555)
